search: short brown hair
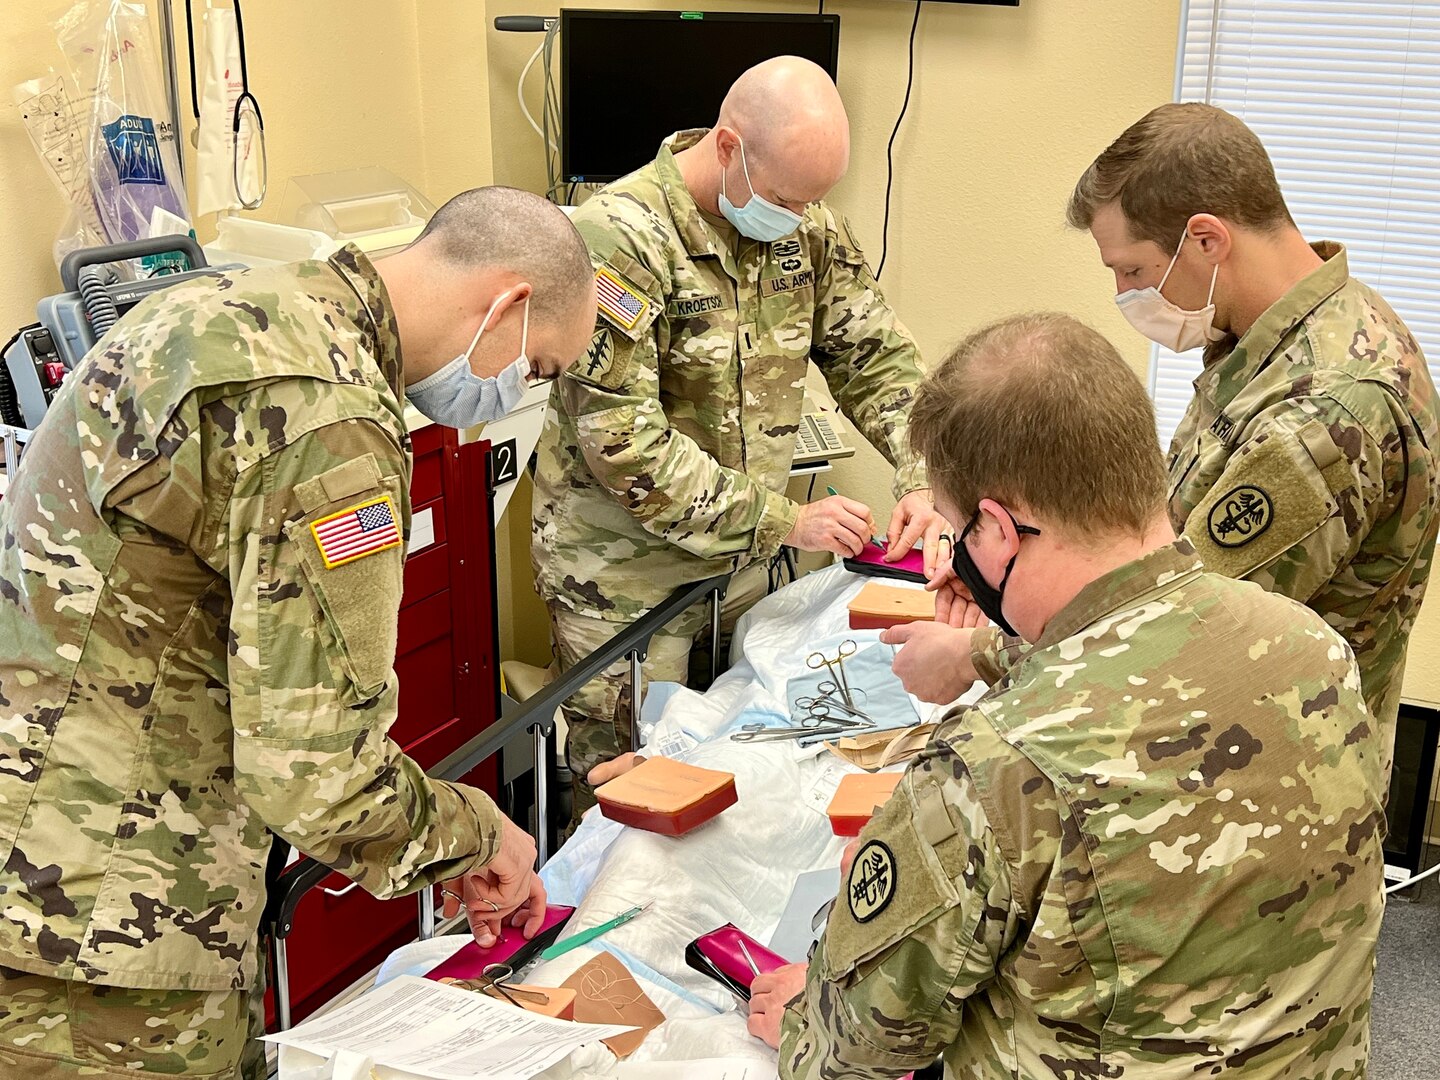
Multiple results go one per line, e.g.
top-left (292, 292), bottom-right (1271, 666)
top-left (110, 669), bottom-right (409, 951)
top-left (910, 313), bottom-right (1166, 537)
top-left (1067, 102), bottom-right (1294, 249)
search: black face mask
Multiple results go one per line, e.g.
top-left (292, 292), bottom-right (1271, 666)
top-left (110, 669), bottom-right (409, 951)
top-left (951, 507), bottom-right (1041, 638)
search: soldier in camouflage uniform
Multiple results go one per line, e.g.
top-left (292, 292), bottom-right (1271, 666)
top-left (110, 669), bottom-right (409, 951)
top-left (896, 104), bottom-right (1439, 788)
top-left (0, 188), bottom-right (595, 1077)
top-left (1069, 103), bottom-right (1440, 787)
top-left (751, 314), bottom-right (1385, 1079)
top-left (533, 57), bottom-right (946, 820)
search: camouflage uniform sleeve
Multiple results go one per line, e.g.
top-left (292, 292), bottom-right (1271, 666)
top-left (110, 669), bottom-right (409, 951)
top-left (779, 746), bottom-right (1017, 1078)
top-left (225, 419), bottom-right (504, 898)
top-left (563, 200), bottom-right (800, 561)
top-left (1182, 393), bottom-right (1387, 602)
top-left (811, 208), bottom-right (929, 500)
top-left (968, 626), bottom-right (1028, 686)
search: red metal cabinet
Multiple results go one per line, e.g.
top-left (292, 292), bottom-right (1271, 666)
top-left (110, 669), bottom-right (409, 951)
top-left (266, 423), bottom-right (500, 1024)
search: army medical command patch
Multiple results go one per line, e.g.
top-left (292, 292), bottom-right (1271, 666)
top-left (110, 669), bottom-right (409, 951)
top-left (848, 840), bottom-right (897, 923)
top-left (311, 495), bottom-right (402, 568)
top-left (595, 267), bottom-right (650, 333)
top-left (1207, 485), bottom-right (1274, 548)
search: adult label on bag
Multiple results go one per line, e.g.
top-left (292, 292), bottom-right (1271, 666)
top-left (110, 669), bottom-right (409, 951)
top-left (101, 114), bottom-right (167, 185)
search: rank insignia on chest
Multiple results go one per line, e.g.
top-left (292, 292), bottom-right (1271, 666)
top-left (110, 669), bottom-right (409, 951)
top-left (595, 267), bottom-right (650, 332)
top-left (765, 237), bottom-right (812, 291)
top-left (311, 495), bottom-right (402, 568)
top-left (1207, 485), bottom-right (1273, 547)
top-left (847, 839), bottom-right (897, 923)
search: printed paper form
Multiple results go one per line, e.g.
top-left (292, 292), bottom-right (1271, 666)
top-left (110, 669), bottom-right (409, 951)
top-left (264, 975), bottom-right (636, 1080)
top-left (615, 1059), bottom-right (777, 1079)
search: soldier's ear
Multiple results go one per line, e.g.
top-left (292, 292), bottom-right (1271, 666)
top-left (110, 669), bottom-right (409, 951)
top-left (1185, 213), bottom-right (1231, 265)
top-left (481, 282), bottom-right (532, 330)
top-left (714, 126), bottom-right (742, 169)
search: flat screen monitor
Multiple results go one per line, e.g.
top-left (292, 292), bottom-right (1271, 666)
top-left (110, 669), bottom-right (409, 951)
top-left (561, 10), bottom-right (841, 184)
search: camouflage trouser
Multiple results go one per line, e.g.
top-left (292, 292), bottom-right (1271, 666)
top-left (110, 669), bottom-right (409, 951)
top-left (551, 564), bottom-right (770, 829)
top-left (240, 949), bottom-right (269, 1080)
top-left (0, 967), bottom-right (250, 1078)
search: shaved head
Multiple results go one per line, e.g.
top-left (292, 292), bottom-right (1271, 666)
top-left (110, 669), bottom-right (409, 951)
top-left (383, 186), bottom-right (597, 387)
top-left (717, 56), bottom-right (849, 203)
top-left (415, 186), bottom-right (593, 325)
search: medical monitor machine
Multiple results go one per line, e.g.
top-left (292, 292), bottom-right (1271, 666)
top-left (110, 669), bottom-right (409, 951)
top-left (560, 10), bottom-right (841, 185)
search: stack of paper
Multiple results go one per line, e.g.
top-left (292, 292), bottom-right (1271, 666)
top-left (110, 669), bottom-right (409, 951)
top-left (265, 975), bottom-right (636, 1080)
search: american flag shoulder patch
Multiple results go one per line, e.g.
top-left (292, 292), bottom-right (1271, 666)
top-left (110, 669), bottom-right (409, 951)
top-left (310, 495), bottom-right (402, 569)
top-left (595, 266), bottom-right (650, 334)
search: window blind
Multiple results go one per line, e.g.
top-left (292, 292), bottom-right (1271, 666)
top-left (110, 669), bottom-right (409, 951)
top-left (1152, 0), bottom-right (1440, 448)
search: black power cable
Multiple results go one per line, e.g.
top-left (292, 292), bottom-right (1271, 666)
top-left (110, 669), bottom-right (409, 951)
top-left (875, 0), bottom-right (922, 281)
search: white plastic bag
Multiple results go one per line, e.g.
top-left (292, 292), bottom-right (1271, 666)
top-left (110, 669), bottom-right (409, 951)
top-left (55, 0), bottom-right (192, 246)
top-left (13, 74), bottom-right (109, 265)
top-left (195, 2), bottom-right (260, 215)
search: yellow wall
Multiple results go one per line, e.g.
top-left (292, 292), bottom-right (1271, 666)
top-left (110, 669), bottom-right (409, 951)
top-left (1407, 611), bottom-right (1440, 707)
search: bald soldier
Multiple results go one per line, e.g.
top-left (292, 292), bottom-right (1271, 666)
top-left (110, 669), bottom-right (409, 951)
top-left (0, 188), bottom-right (594, 1077)
top-left (534, 57), bottom-right (949, 822)
top-left (750, 314), bottom-right (1385, 1079)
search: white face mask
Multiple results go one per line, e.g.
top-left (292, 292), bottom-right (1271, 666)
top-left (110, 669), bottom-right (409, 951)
top-left (1115, 230), bottom-right (1226, 352)
top-left (406, 292), bottom-right (531, 428)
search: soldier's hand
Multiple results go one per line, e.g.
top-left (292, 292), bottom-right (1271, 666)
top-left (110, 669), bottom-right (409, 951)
top-left (885, 489), bottom-right (952, 577)
top-left (882, 622), bottom-right (979, 704)
top-left (926, 561), bottom-right (988, 628)
top-left (785, 495), bottom-right (874, 557)
top-left (839, 836), bottom-right (864, 879)
top-left (587, 752), bottom-right (645, 786)
top-left (463, 817), bottom-right (546, 946)
top-left (748, 963), bottom-right (810, 1049)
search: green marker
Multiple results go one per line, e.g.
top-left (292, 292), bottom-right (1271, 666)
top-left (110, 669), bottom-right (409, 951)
top-left (539, 902), bottom-right (651, 961)
top-left (827, 486), bottom-right (885, 549)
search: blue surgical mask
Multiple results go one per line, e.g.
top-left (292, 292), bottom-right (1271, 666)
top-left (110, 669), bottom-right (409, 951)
top-left (406, 292), bottom-right (531, 428)
top-left (718, 137), bottom-right (804, 243)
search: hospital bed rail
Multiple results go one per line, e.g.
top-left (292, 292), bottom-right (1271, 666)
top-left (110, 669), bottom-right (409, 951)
top-left (261, 571), bottom-right (732, 1031)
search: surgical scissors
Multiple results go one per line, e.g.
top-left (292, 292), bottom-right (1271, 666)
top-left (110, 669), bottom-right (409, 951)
top-left (831, 639), bottom-right (859, 706)
top-left (800, 702), bottom-right (867, 729)
top-left (814, 679), bottom-right (868, 705)
top-left (797, 722), bottom-right (917, 748)
top-left (732, 723), bottom-right (853, 742)
top-left (473, 963), bottom-right (553, 1008)
top-left (793, 699), bottom-right (868, 727)
top-left (797, 689), bottom-right (873, 722)
top-left (806, 641), bottom-right (860, 708)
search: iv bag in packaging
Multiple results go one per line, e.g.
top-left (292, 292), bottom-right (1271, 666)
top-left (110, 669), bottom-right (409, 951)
top-left (55, 0), bottom-right (192, 246)
top-left (196, 3), bottom-right (259, 216)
